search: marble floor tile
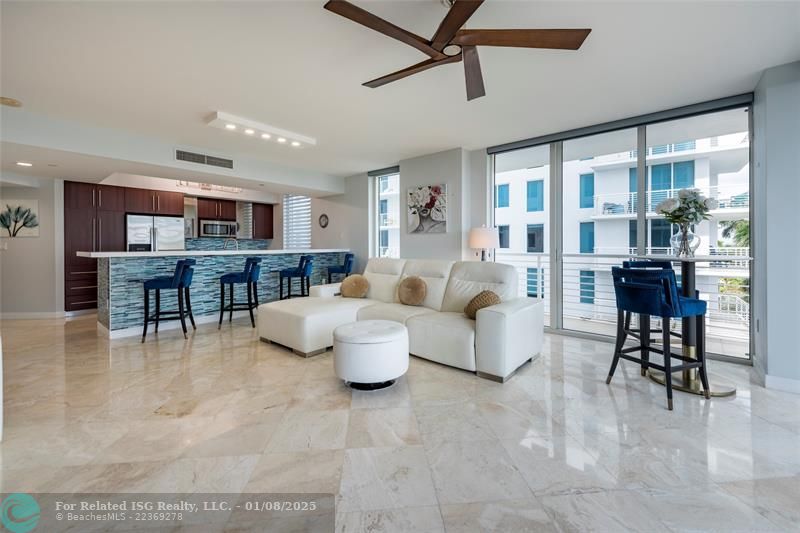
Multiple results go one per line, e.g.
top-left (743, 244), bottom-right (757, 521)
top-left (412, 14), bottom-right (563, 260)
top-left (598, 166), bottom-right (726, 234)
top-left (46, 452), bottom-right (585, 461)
top-left (501, 436), bottom-right (620, 496)
top-left (265, 409), bottom-right (349, 452)
top-left (538, 490), bottom-right (671, 532)
top-left (439, 498), bottom-right (557, 533)
top-left (336, 506), bottom-right (444, 533)
top-left (345, 407), bottom-right (421, 448)
top-left (414, 401), bottom-right (496, 447)
top-left (2, 316), bottom-right (798, 532)
top-left (636, 485), bottom-right (783, 532)
top-left (338, 445), bottom-right (438, 512)
top-left (426, 439), bottom-right (533, 505)
top-left (719, 476), bottom-right (800, 531)
top-left (243, 449), bottom-right (344, 494)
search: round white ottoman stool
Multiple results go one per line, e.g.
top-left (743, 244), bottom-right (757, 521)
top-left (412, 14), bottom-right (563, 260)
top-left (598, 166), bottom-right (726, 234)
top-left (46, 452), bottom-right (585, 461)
top-left (333, 320), bottom-right (409, 390)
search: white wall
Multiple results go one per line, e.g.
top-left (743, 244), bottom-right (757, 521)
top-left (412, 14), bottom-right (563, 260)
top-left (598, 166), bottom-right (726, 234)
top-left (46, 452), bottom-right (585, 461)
top-left (311, 173), bottom-right (372, 273)
top-left (753, 61), bottom-right (800, 392)
top-left (0, 176), bottom-right (64, 317)
top-left (399, 148), bottom-right (467, 261)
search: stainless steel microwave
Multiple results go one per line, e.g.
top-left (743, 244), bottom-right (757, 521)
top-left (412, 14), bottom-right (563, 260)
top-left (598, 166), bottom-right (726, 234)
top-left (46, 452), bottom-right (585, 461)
top-left (199, 219), bottom-right (238, 237)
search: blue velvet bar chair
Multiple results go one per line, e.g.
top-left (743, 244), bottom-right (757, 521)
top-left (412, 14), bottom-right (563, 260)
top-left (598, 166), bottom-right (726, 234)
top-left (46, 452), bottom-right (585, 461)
top-left (607, 266), bottom-right (710, 410)
top-left (327, 253), bottom-right (355, 283)
top-left (141, 258), bottom-right (197, 342)
top-left (219, 257), bottom-right (262, 328)
top-left (620, 260), bottom-right (679, 374)
top-left (279, 255), bottom-right (313, 299)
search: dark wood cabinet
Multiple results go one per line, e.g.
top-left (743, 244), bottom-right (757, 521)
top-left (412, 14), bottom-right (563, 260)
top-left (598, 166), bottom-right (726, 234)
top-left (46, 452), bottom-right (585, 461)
top-left (97, 210), bottom-right (126, 252)
top-left (197, 198), bottom-right (217, 220)
top-left (197, 197), bottom-right (236, 221)
top-left (125, 188), bottom-right (184, 216)
top-left (97, 185), bottom-right (125, 212)
top-left (64, 181), bottom-right (96, 210)
top-left (155, 191), bottom-right (185, 216)
top-left (218, 199), bottom-right (237, 221)
top-left (64, 181), bottom-right (128, 311)
top-left (252, 203), bottom-right (274, 239)
top-left (125, 187), bottom-right (156, 214)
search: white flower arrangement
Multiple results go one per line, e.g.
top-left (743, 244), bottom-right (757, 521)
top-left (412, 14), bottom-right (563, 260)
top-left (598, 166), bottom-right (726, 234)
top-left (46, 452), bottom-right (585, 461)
top-left (655, 189), bottom-right (716, 225)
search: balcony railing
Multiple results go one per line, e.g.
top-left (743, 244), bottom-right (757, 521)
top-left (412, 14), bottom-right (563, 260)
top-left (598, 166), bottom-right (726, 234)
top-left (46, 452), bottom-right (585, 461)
top-left (496, 251), bottom-right (750, 358)
top-left (379, 213), bottom-right (398, 227)
top-left (594, 186), bottom-right (749, 217)
top-left (379, 246), bottom-right (399, 258)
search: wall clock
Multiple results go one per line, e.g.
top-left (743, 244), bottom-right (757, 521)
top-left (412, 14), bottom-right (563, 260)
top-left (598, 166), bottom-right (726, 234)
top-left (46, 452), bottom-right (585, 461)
top-left (319, 214), bottom-right (329, 228)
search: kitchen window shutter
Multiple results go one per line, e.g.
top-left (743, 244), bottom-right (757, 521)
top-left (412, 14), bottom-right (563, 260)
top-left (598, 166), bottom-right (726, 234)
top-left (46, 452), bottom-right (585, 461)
top-left (283, 194), bottom-right (312, 249)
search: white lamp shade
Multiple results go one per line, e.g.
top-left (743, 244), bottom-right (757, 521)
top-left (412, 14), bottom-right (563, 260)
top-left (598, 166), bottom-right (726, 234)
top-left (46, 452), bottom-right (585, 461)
top-left (468, 227), bottom-right (500, 249)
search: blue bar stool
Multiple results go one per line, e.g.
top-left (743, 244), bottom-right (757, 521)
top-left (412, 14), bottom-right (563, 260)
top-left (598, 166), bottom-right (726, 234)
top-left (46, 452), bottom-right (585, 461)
top-left (141, 258), bottom-right (196, 342)
top-left (621, 260), bottom-right (678, 374)
top-left (607, 266), bottom-right (710, 410)
top-left (279, 255), bottom-right (313, 299)
top-left (219, 257), bottom-right (262, 328)
top-left (327, 253), bottom-right (355, 283)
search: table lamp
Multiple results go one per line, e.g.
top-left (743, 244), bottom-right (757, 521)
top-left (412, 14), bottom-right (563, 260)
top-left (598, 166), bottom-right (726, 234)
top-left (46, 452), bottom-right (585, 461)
top-left (468, 226), bottom-right (499, 261)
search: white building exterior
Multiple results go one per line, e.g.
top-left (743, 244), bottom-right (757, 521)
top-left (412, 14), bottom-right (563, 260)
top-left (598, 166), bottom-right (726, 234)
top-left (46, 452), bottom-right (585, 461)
top-left (495, 132), bottom-right (751, 357)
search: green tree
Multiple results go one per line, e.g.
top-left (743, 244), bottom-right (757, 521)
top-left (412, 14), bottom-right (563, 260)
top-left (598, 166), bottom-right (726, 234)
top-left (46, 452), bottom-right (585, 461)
top-left (719, 220), bottom-right (749, 247)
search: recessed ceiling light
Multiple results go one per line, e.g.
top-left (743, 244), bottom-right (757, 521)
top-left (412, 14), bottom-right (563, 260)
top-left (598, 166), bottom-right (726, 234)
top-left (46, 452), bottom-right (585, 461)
top-left (261, 133), bottom-right (271, 139)
top-left (277, 137), bottom-right (287, 143)
top-left (225, 124), bottom-right (236, 130)
top-left (16, 161), bottom-right (33, 167)
top-left (291, 141), bottom-right (301, 147)
top-left (244, 128), bottom-right (255, 135)
top-left (1, 96), bottom-right (23, 108)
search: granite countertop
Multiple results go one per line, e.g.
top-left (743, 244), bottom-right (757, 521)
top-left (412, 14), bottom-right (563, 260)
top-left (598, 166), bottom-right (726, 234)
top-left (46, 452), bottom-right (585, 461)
top-left (77, 249), bottom-right (349, 258)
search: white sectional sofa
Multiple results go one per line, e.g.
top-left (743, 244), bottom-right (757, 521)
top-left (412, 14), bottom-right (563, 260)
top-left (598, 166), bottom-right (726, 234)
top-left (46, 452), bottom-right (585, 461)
top-left (258, 258), bottom-right (544, 382)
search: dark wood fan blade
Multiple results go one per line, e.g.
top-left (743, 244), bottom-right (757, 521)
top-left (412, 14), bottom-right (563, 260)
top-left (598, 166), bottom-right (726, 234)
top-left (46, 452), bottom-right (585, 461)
top-left (363, 54), bottom-right (462, 88)
top-left (431, 0), bottom-right (485, 51)
top-left (451, 28), bottom-right (592, 50)
top-left (324, 0), bottom-right (445, 59)
top-left (462, 45), bottom-right (485, 101)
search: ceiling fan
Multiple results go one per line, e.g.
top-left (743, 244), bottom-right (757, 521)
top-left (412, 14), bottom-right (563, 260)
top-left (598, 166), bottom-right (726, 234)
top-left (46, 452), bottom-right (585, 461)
top-left (323, 0), bottom-right (591, 101)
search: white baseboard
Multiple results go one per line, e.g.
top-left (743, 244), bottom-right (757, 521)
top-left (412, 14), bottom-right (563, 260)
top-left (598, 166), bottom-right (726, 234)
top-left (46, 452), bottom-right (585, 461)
top-left (765, 374), bottom-right (800, 394)
top-left (0, 311), bottom-right (65, 320)
top-left (102, 310), bottom-right (254, 339)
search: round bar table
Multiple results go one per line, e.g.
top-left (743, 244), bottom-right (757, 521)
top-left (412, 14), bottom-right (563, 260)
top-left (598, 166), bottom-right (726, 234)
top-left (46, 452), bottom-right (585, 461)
top-left (635, 254), bottom-right (752, 397)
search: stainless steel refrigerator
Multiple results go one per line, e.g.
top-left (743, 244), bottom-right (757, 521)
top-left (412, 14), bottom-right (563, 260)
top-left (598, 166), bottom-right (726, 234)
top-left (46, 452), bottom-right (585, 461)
top-left (126, 215), bottom-right (185, 252)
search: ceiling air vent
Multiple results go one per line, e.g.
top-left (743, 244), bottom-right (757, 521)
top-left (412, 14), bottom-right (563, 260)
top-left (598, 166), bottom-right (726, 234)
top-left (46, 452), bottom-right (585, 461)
top-left (175, 149), bottom-right (234, 169)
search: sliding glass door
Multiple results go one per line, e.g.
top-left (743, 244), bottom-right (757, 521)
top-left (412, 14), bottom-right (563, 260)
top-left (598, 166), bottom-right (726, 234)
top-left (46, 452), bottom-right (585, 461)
top-left (561, 128), bottom-right (638, 336)
top-left (494, 144), bottom-right (551, 326)
top-left (491, 103), bottom-right (752, 360)
top-left (645, 109), bottom-right (751, 358)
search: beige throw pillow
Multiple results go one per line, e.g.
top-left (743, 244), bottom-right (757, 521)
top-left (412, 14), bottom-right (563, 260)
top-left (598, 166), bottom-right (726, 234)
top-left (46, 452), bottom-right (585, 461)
top-left (464, 290), bottom-right (501, 319)
top-left (340, 274), bottom-right (369, 298)
top-left (398, 276), bottom-right (427, 306)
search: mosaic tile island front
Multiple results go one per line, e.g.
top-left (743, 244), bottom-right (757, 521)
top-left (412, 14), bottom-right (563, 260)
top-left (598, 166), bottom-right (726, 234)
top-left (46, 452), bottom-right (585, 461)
top-left (80, 249), bottom-right (349, 335)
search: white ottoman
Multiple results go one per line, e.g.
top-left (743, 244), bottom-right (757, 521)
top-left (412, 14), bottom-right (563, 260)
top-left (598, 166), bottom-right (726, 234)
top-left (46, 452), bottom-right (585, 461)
top-left (333, 320), bottom-right (409, 390)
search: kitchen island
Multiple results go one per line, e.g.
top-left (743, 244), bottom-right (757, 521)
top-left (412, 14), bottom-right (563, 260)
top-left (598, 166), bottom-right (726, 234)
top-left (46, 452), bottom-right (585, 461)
top-left (77, 249), bottom-right (349, 338)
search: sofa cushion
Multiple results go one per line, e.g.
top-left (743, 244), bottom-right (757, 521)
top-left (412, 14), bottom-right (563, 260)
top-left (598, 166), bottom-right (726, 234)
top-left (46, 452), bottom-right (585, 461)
top-left (398, 276), bottom-right (427, 306)
top-left (400, 259), bottom-right (455, 311)
top-left (406, 312), bottom-right (477, 371)
top-left (464, 290), bottom-right (501, 319)
top-left (441, 261), bottom-right (518, 313)
top-left (363, 258), bottom-right (406, 303)
top-left (357, 302), bottom-right (435, 324)
top-left (341, 274), bottom-right (369, 298)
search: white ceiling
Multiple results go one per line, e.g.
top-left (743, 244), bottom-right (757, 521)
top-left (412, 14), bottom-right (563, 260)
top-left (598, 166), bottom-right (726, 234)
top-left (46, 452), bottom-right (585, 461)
top-left (2, 1), bottom-right (799, 179)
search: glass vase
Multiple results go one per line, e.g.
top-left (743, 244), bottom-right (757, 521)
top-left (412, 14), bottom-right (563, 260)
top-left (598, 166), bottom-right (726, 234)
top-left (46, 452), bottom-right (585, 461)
top-left (671, 224), bottom-right (701, 257)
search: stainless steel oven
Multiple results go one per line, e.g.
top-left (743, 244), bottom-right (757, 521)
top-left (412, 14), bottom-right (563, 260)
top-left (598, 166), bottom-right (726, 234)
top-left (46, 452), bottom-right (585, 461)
top-left (199, 219), bottom-right (238, 237)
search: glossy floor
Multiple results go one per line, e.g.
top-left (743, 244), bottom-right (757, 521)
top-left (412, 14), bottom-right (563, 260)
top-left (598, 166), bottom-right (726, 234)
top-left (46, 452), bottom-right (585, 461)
top-left (2, 316), bottom-right (799, 532)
